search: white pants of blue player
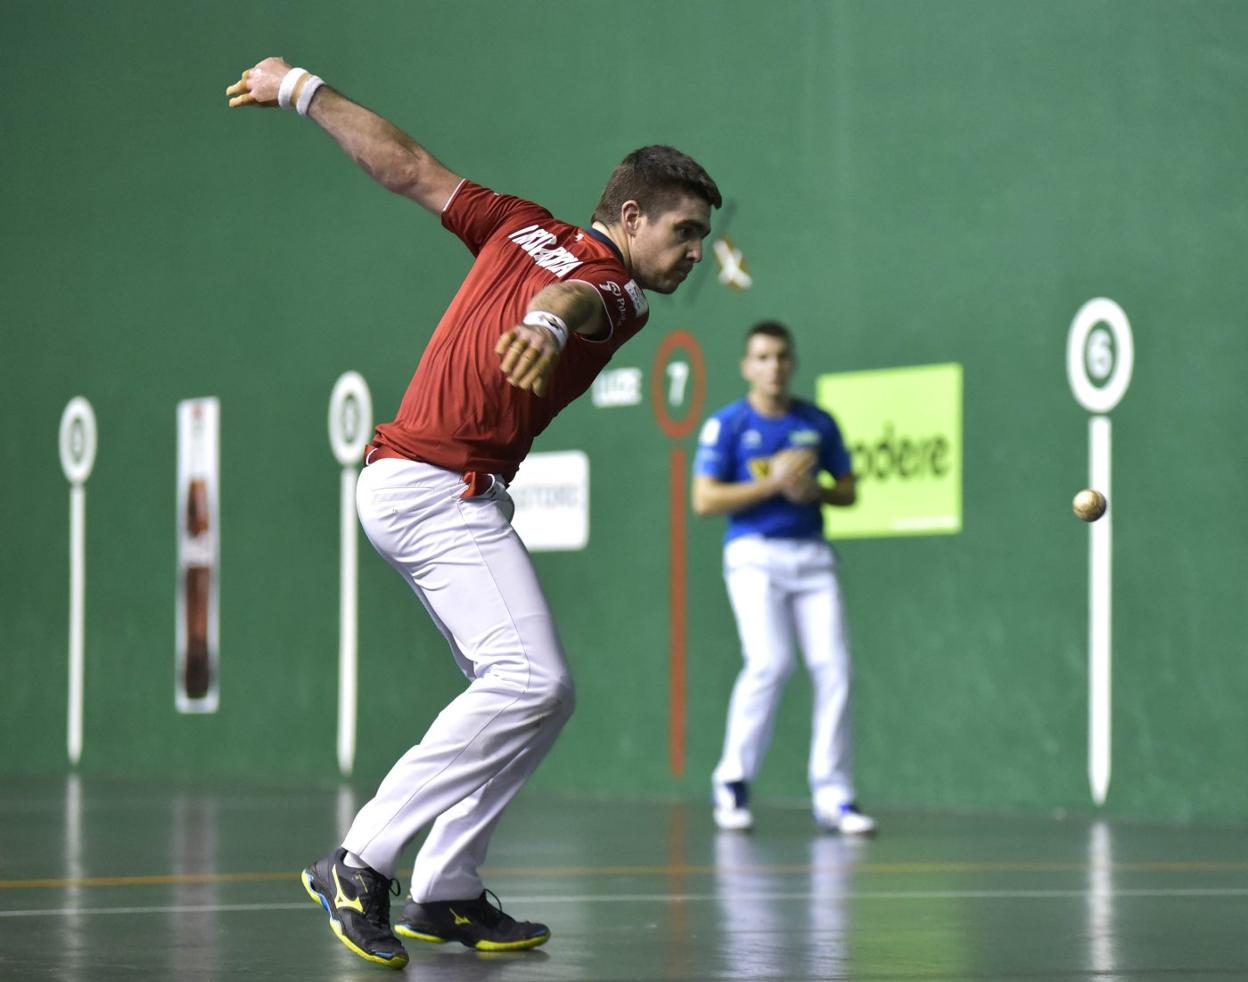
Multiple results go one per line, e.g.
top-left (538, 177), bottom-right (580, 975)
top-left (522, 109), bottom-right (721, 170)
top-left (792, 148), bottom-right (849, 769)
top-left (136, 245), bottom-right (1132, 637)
top-left (712, 535), bottom-right (855, 814)
top-left (342, 457), bottom-right (574, 902)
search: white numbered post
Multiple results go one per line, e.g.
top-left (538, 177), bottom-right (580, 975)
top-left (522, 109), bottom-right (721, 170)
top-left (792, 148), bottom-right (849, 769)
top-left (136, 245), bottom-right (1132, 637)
top-left (1067, 298), bottom-right (1134, 805)
top-left (328, 372), bottom-right (372, 776)
top-left (59, 397), bottom-right (97, 766)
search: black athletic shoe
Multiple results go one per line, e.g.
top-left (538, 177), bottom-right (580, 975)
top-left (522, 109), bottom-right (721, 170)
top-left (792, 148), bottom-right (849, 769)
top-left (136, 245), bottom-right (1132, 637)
top-left (712, 780), bottom-right (753, 831)
top-left (301, 848), bottom-right (409, 969)
top-left (395, 889), bottom-right (550, 951)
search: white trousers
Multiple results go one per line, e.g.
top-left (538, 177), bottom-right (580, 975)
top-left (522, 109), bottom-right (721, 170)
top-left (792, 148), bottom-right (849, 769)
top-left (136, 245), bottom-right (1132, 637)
top-left (712, 535), bottom-right (855, 808)
top-left (343, 458), bottom-right (574, 901)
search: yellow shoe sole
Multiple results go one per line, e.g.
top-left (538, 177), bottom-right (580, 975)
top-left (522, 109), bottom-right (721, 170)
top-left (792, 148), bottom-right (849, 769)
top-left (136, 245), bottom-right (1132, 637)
top-left (395, 919), bottom-right (550, 951)
top-left (301, 869), bottom-right (409, 969)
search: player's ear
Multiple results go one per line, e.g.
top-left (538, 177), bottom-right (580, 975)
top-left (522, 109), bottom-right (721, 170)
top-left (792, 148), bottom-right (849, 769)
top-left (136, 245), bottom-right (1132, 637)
top-left (620, 200), bottom-right (642, 234)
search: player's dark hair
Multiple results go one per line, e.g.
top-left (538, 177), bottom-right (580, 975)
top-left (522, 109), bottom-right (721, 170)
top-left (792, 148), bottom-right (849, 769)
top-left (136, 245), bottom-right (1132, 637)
top-left (745, 320), bottom-right (794, 352)
top-left (592, 145), bottom-right (722, 225)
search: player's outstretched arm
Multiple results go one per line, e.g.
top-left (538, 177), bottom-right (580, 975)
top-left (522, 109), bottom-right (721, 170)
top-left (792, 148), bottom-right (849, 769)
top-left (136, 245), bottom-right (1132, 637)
top-left (226, 57), bottom-right (461, 214)
top-left (495, 282), bottom-right (606, 397)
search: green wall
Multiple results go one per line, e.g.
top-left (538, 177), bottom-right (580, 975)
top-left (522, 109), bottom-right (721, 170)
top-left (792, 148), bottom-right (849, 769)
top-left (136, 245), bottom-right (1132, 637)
top-left (2, 0), bottom-right (1245, 824)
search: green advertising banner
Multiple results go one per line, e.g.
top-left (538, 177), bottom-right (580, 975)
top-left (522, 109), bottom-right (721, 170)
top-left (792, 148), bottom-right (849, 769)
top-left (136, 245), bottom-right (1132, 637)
top-left (816, 363), bottom-right (963, 539)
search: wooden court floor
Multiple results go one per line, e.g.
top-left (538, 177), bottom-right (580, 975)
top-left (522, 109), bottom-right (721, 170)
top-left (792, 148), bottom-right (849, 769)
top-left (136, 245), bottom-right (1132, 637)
top-left (1, 777), bottom-right (1245, 981)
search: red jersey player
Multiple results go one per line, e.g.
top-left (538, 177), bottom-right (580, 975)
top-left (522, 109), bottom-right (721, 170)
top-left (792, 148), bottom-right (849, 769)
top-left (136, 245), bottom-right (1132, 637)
top-left (227, 57), bottom-right (720, 969)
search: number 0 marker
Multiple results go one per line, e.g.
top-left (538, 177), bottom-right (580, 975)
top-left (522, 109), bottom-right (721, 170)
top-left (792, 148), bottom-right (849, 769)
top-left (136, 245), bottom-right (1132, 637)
top-left (329, 372), bottom-right (372, 776)
top-left (59, 397), bottom-right (97, 766)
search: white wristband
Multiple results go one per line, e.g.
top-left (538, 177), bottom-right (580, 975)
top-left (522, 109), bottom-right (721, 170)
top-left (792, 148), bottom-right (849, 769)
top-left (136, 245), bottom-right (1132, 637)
top-left (523, 311), bottom-right (569, 352)
top-left (277, 67), bottom-right (308, 110)
top-left (296, 75), bottom-right (324, 116)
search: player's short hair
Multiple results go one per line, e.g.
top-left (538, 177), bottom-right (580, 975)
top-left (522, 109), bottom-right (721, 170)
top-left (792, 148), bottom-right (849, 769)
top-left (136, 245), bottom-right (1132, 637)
top-left (745, 320), bottom-right (794, 352)
top-left (592, 146), bottom-right (722, 225)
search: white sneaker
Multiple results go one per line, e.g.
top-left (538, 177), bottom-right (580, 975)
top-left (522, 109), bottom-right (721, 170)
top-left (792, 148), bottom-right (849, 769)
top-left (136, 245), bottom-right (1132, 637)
top-left (712, 780), bottom-right (753, 832)
top-left (814, 802), bottom-right (877, 836)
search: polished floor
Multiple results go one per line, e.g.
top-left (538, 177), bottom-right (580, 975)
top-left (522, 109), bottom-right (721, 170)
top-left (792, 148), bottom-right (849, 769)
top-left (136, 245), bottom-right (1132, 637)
top-left (1, 778), bottom-right (1246, 981)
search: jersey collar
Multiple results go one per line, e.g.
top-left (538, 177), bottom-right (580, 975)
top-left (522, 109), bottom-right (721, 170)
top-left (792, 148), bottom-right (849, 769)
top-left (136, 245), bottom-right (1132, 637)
top-left (587, 228), bottom-right (625, 264)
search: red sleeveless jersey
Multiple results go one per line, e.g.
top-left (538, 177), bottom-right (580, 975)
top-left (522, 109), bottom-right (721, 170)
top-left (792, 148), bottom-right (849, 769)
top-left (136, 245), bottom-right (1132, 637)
top-left (372, 180), bottom-right (650, 482)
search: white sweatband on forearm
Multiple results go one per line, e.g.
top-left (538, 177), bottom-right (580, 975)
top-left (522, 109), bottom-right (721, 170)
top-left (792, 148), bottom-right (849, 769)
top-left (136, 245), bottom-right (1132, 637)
top-left (523, 311), bottom-right (569, 351)
top-left (277, 67), bottom-right (308, 110)
top-left (296, 75), bottom-right (324, 116)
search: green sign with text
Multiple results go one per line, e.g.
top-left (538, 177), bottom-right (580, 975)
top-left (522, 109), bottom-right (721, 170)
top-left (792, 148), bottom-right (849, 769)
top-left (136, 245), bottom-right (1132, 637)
top-left (816, 363), bottom-right (963, 539)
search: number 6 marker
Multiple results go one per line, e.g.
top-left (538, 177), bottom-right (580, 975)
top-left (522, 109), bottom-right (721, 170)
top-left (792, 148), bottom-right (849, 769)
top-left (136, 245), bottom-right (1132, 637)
top-left (1067, 298), bottom-right (1133, 805)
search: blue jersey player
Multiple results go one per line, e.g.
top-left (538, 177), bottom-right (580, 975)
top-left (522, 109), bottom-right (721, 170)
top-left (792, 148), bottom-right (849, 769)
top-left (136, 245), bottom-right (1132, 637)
top-left (692, 321), bottom-right (876, 835)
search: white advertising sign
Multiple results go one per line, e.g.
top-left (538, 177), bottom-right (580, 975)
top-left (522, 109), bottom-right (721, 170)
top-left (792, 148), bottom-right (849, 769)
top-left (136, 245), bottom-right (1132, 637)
top-left (509, 451), bottom-right (590, 552)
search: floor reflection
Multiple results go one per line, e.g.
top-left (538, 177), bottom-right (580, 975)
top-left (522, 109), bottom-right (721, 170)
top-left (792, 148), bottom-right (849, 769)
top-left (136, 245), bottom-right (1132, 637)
top-left (713, 830), bottom-right (855, 978)
top-left (1086, 819), bottom-right (1119, 979)
top-left (662, 801), bottom-right (693, 981)
top-left (59, 773), bottom-right (89, 982)
top-left (170, 790), bottom-right (221, 979)
top-left (336, 781), bottom-right (357, 842)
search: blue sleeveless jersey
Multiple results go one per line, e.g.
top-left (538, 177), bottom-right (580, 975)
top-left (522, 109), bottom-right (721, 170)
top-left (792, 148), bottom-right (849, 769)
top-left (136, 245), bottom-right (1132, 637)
top-left (693, 398), bottom-right (851, 543)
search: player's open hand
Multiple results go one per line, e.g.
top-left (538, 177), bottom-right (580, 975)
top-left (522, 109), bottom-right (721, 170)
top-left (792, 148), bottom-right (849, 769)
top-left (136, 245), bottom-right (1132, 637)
top-left (226, 57), bottom-right (292, 108)
top-left (496, 323), bottom-right (561, 397)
